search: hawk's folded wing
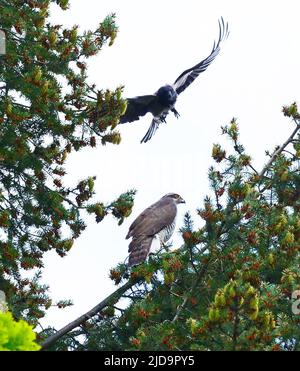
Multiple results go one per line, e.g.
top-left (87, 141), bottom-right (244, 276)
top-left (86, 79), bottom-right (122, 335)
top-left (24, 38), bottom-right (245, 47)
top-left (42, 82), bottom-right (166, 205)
top-left (126, 198), bottom-right (177, 266)
top-left (126, 198), bottom-right (177, 241)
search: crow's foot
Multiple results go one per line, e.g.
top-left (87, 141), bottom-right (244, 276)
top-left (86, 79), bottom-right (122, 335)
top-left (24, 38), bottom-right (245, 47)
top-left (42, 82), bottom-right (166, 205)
top-left (172, 108), bottom-right (180, 119)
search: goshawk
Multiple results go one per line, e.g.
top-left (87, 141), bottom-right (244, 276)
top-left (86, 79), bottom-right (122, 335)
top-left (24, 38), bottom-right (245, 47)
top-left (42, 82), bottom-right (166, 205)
top-left (126, 193), bottom-right (185, 267)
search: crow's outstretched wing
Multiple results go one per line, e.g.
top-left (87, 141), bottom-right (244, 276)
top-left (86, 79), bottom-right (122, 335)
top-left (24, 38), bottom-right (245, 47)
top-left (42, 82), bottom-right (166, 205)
top-left (119, 95), bottom-right (157, 123)
top-left (173, 17), bottom-right (229, 95)
top-left (140, 112), bottom-right (168, 143)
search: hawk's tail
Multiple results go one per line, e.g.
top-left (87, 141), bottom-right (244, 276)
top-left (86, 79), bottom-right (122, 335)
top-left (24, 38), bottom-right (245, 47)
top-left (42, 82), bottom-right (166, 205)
top-left (128, 236), bottom-right (154, 267)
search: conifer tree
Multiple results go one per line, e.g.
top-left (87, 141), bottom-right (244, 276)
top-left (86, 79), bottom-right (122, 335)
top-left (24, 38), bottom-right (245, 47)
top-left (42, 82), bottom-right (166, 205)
top-left (42, 104), bottom-right (300, 351)
top-left (2, 1), bottom-right (300, 352)
top-left (0, 0), bottom-right (135, 329)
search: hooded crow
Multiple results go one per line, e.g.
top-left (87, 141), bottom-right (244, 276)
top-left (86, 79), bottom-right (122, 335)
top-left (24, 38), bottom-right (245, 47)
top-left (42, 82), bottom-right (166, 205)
top-left (119, 17), bottom-right (229, 143)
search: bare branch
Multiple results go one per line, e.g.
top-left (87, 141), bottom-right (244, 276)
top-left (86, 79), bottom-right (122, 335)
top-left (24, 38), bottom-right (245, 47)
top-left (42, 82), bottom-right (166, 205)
top-left (40, 278), bottom-right (141, 350)
top-left (171, 261), bottom-right (209, 323)
top-left (259, 123), bottom-right (299, 178)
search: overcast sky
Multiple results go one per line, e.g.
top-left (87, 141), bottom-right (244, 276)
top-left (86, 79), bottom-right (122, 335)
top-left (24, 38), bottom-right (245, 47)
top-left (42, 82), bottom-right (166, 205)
top-left (40, 0), bottom-right (300, 330)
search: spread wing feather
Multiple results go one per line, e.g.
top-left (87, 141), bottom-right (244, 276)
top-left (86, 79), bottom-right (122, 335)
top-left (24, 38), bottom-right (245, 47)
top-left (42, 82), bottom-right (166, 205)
top-left (119, 95), bottom-right (156, 123)
top-left (173, 17), bottom-right (229, 95)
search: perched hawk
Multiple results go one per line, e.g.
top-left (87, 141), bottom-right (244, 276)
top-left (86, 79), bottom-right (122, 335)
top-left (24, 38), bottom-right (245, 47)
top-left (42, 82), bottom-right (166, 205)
top-left (120, 17), bottom-right (229, 143)
top-left (126, 193), bottom-right (185, 267)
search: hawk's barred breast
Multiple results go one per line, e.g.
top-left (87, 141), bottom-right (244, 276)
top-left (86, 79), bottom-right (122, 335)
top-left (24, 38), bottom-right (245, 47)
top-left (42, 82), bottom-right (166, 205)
top-left (158, 220), bottom-right (176, 244)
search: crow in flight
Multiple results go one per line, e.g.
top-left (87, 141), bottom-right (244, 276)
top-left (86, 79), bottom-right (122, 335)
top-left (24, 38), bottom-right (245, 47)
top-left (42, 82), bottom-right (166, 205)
top-left (119, 17), bottom-right (229, 143)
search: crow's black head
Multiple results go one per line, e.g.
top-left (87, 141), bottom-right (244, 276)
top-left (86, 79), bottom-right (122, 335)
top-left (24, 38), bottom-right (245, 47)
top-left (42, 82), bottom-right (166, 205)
top-left (156, 85), bottom-right (177, 106)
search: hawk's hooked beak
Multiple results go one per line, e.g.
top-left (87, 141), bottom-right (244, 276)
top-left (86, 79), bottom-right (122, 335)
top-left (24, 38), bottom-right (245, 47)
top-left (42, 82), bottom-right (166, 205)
top-left (179, 197), bottom-right (185, 204)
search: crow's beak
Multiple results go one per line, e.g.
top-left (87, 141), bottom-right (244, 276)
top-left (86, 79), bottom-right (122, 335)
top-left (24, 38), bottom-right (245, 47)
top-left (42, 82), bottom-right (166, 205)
top-left (180, 197), bottom-right (186, 204)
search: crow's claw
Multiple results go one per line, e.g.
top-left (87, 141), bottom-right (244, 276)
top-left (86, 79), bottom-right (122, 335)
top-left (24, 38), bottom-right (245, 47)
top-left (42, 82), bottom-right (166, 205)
top-left (172, 108), bottom-right (180, 119)
top-left (160, 115), bottom-right (167, 123)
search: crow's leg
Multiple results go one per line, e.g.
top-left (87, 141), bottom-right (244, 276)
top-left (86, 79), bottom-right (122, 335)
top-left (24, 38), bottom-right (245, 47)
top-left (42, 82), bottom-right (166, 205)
top-left (171, 107), bottom-right (180, 119)
top-left (160, 114), bottom-right (167, 123)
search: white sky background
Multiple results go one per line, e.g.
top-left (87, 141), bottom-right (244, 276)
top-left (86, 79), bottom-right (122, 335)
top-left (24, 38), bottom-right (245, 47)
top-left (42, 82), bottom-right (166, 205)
top-left (40, 0), bottom-right (300, 330)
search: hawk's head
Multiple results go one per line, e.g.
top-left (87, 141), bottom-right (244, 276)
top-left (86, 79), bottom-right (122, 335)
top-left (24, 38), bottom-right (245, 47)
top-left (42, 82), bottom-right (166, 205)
top-left (163, 193), bottom-right (185, 204)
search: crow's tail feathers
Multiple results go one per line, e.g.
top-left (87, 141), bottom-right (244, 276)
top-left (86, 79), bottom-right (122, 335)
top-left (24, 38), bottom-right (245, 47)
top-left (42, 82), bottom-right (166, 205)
top-left (141, 121), bottom-right (159, 143)
top-left (140, 113), bottom-right (168, 143)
